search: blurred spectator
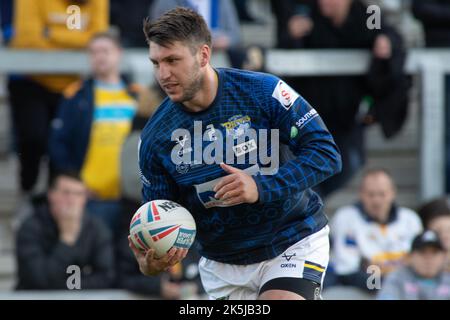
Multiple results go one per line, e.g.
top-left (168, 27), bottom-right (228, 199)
top-left (362, 0), bottom-right (424, 47)
top-left (412, 0), bottom-right (450, 194)
top-left (49, 32), bottom-right (140, 236)
top-left (0, 0), bottom-right (13, 45)
top-left (16, 171), bottom-right (115, 290)
top-left (271, 0), bottom-right (409, 197)
top-left (412, 0), bottom-right (450, 48)
top-left (377, 231), bottom-right (450, 300)
top-left (150, 0), bottom-right (241, 50)
top-left (328, 168), bottom-right (422, 291)
top-left (7, 0), bottom-right (108, 215)
top-left (418, 196), bottom-right (450, 272)
top-left (271, 0), bottom-right (314, 49)
top-left (233, 0), bottom-right (260, 24)
top-left (116, 205), bottom-right (204, 299)
top-left (110, 0), bottom-right (154, 47)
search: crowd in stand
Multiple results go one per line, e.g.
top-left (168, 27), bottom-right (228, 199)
top-left (0, 0), bottom-right (449, 300)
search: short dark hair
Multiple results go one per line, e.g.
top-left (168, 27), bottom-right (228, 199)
top-left (418, 197), bottom-right (450, 228)
top-left (89, 31), bottom-right (122, 48)
top-left (143, 7), bottom-right (212, 52)
top-left (49, 171), bottom-right (83, 190)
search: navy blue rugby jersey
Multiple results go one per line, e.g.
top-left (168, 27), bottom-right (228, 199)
top-left (138, 68), bottom-right (342, 265)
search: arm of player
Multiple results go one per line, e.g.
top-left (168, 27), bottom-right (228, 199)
top-left (138, 135), bottom-right (181, 203)
top-left (252, 77), bottom-right (342, 203)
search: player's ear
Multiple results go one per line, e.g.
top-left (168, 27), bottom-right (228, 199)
top-left (199, 44), bottom-right (210, 68)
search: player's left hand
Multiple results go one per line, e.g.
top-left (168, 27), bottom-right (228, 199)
top-left (213, 163), bottom-right (259, 205)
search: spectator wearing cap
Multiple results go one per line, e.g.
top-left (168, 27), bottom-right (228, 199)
top-left (377, 231), bottom-right (450, 300)
top-left (418, 197), bottom-right (450, 272)
top-left (328, 168), bottom-right (422, 291)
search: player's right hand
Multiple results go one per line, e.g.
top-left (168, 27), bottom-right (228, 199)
top-left (128, 236), bottom-right (188, 276)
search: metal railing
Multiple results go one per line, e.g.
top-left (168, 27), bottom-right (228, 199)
top-left (0, 48), bottom-right (449, 201)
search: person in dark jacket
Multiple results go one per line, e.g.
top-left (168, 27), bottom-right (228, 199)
top-left (365, 26), bottom-right (411, 139)
top-left (271, 0), bottom-right (315, 49)
top-left (271, 0), bottom-right (405, 197)
top-left (412, 0), bottom-right (450, 48)
top-left (110, 0), bottom-right (155, 48)
top-left (16, 171), bottom-right (115, 290)
top-left (412, 0), bottom-right (450, 193)
top-left (49, 32), bottom-right (141, 235)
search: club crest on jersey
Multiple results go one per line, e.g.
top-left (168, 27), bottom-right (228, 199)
top-left (176, 162), bottom-right (191, 174)
top-left (272, 80), bottom-right (299, 110)
top-left (221, 115), bottom-right (251, 139)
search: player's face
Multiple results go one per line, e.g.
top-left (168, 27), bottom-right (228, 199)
top-left (88, 38), bottom-right (122, 78)
top-left (149, 41), bottom-right (204, 103)
top-left (410, 247), bottom-right (447, 278)
top-left (359, 173), bottom-right (396, 222)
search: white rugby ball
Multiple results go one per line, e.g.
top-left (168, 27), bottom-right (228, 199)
top-left (129, 200), bottom-right (196, 257)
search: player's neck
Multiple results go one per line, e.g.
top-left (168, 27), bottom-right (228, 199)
top-left (183, 65), bottom-right (218, 112)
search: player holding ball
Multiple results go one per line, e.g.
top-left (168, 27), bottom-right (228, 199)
top-left (129, 7), bottom-right (342, 300)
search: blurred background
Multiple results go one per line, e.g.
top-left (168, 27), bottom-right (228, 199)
top-left (0, 0), bottom-right (449, 300)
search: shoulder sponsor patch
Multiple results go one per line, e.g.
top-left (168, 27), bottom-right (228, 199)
top-left (272, 80), bottom-right (300, 110)
top-left (295, 109), bottom-right (318, 130)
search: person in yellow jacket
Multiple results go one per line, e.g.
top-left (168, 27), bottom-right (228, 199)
top-left (7, 0), bottom-right (108, 202)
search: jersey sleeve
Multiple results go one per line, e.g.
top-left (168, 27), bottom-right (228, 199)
top-left (138, 136), bottom-right (180, 203)
top-left (253, 75), bottom-right (342, 203)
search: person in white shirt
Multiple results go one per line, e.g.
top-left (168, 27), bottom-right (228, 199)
top-left (328, 168), bottom-right (422, 291)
